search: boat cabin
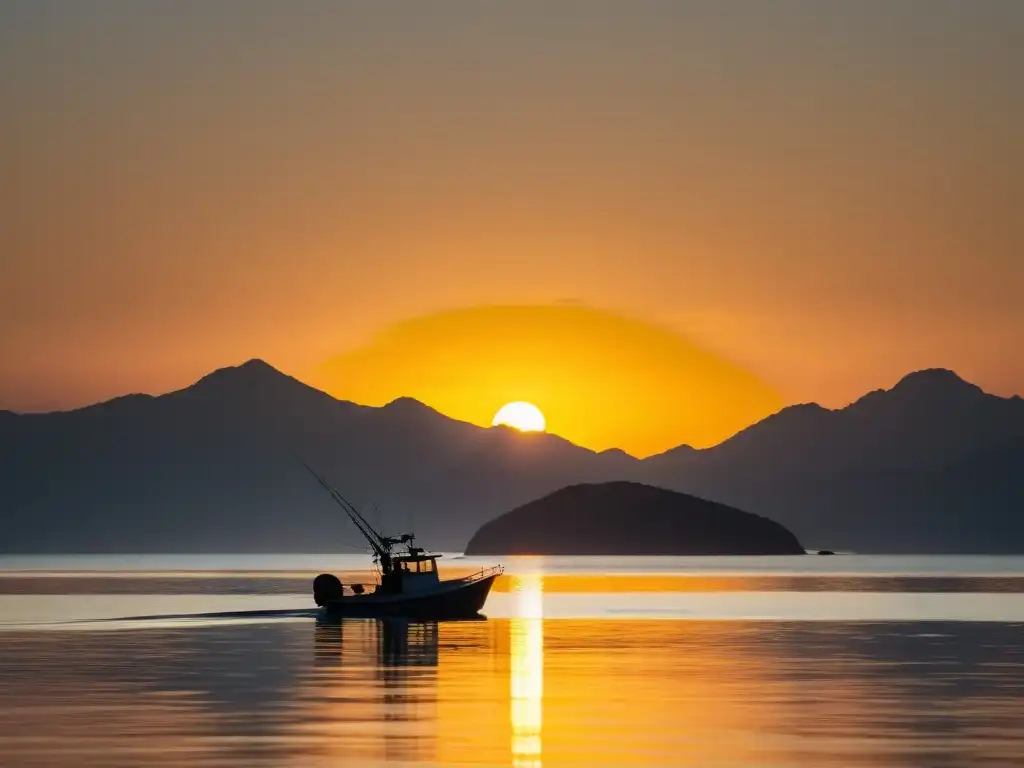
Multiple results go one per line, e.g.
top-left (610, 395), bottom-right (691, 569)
top-left (380, 550), bottom-right (443, 595)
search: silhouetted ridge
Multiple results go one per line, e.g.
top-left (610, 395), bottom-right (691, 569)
top-left (718, 402), bottom-right (834, 447)
top-left (893, 368), bottom-right (982, 394)
top-left (384, 396), bottom-right (429, 407)
top-left (380, 396), bottom-right (445, 417)
top-left (599, 447), bottom-right (635, 459)
top-left (464, 481), bottom-right (804, 555)
top-left (177, 358), bottom-right (344, 417)
top-left (189, 359), bottom-right (308, 394)
top-left (1, 361), bottom-right (1022, 553)
top-left (647, 443), bottom-right (698, 461)
top-left (851, 368), bottom-right (985, 410)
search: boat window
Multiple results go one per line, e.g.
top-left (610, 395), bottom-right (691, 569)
top-left (398, 558), bottom-right (435, 573)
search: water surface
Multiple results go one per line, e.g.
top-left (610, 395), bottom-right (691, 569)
top-left (1, 555), bottom-right (1023, 766)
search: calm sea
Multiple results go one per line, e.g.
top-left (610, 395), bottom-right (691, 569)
top-left (2, 554), bottom-right (1024, 767)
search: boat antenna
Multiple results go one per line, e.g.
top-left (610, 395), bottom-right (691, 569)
top-left (298, 459), bottom-right (390, 559)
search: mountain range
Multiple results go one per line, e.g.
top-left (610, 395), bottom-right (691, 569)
top-left (1, 360), bottom-right (1022, 553)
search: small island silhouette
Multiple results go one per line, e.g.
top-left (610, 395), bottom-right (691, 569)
top-left (464, 481), bottom-right (805, 555)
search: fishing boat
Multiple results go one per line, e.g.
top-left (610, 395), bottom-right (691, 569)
top-left (302, 462), bottom-right (503, 619)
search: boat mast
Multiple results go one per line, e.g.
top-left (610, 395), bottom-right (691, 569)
top-left (300, 461), bottom-right (393, 565)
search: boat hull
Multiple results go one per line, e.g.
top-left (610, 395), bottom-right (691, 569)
top-left (321, 573), bottom-right (499, 619)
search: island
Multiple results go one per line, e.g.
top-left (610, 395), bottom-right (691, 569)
top-left (464, 481), bottom-right (805, 555)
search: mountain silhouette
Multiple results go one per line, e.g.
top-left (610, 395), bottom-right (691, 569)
top-left (0, 361), bottom-right (1021, 553)
top-left (663, 368), bottom-right (1023, 476)
top-left (645, 368), bottom-right (1024, 552)
top-left (0, 360), bottom-right (617, 552)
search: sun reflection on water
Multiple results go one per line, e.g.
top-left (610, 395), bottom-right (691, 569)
top-left (510, 573), bottom-right (544, 767)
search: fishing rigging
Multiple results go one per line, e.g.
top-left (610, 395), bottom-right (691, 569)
top-left (299, 460), bottom-right (416, 574)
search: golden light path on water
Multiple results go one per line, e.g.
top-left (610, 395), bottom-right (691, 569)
top-left (510, 573), bottom-right (544, 767)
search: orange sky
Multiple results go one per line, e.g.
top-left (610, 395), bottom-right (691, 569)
top-left (2, 3), bottom-right (1021, 445)
top-left (312, 305), bottom-right (783, 455)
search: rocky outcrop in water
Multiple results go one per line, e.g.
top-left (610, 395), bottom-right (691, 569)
top-left (464, 481), bottom-right (805, 555)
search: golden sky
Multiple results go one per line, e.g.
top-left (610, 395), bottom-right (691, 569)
top-left (2, 3), bottom-right (1022, 447)
top-left (314, 305), bottom-right (783, 455)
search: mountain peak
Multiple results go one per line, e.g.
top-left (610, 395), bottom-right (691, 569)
top-left (380, 396), bottom-right (450, 420)
top-left (196, 358), bottom-right (281, 383)
top-left (890, 368), bottom-right (984, 397)
top-left (238, 358), bottom-right (277, 372)
top-left (896, 367), bottom-right (970, 386)
top-left (383, 396), bottom-right (432, 410)
top-left (376, 396), bottom-right (459, 426)
top-left (647, 443), bottom-right (699, 462)
top-left (599, 447), bottom-right (635, 459)
top-left (180, 359), bottom-right (338, 411)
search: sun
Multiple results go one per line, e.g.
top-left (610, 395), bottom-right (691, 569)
top-left (492, 401), bottom-right (546, 432)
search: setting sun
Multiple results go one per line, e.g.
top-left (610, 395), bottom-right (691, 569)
top-left (492, 401), bottom-right (546, 433)
top-left (316, 305), bottom-right (785, 455)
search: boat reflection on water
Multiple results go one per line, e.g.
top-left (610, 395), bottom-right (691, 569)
top-left (379, 618), bottom-right (440, 667)
top-left (313, 614), bottom-right (485, 668)
top-left (311, 584), bottom-right (546, 768)
top-left (510, 573), bottom-right (544, 768)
